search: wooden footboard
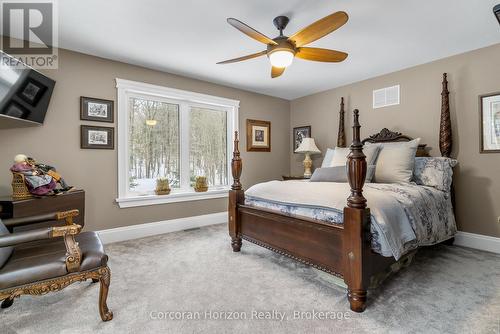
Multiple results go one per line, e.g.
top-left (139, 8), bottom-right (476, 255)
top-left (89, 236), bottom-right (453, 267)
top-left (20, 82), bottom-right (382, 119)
top-left (239, 205), bottom-right (344, 277)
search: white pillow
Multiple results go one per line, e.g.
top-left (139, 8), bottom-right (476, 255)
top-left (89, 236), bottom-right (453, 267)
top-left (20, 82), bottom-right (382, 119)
top-left (368, 139), bottom-right (421, 183)
top-left (324, 145), bottom-right (381, 167)
top-left (321, 148), bottom-right (335, 168)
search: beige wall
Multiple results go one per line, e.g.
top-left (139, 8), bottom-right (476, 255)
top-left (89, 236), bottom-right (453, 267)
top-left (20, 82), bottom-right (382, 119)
top-left (291, 43), bottom-right (500, 238)
top-left (0, 48), bottom-right (290, 231)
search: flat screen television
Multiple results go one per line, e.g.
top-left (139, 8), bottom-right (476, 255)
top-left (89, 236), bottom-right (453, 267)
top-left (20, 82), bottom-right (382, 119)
top-left (0, 52), bottom-right (55, 128)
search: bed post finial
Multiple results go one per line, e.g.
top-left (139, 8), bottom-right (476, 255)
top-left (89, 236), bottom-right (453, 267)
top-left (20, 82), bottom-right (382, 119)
top-left (440, 73), bottom-right (452, 157)
top-left (347, 109), bottom-right (367, 210)
top-left (229, 131), bottom-right (243, 252)
top-left (231, 131), bottom-right (242, 191)
top-left (343, 109), bottom-right (369, 313)
top-left (337, 97), bottom-right (346, 148)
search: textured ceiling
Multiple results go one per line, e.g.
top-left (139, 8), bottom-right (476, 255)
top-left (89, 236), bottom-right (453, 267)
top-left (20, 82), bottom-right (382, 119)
top-left (50, 0), bottom-right (500, 99)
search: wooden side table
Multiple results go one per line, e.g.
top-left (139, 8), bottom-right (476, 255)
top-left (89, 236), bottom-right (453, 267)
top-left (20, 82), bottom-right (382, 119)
top-left (282, 175), bottom-right (308, 181)
top-left (0, 190), bottom-right (85, 231)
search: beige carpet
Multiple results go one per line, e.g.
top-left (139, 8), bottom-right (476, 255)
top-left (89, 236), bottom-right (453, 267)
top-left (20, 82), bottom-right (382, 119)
top-left (1, 224), bottom-right (499, 334)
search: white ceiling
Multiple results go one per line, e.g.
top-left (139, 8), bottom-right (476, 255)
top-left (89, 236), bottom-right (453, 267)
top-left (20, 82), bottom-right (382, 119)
top-left (55, 0), bottom-right (500, 100)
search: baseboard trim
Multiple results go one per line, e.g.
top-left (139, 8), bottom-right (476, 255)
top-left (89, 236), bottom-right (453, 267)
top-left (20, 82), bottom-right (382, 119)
top-left (97, 216), bottom-right (500, 253)
top-left (454, 231), bottom-right (500, 254)
top-left (97, 211), bottom-right (227, 244)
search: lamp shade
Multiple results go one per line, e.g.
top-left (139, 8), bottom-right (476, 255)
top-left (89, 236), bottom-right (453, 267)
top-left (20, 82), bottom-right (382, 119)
top-left (295, 137), bottom-right (321, 154)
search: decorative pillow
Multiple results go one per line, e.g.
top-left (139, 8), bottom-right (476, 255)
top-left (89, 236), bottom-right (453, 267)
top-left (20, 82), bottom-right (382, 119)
top-left (367, 138), bottom-right (421, 183)
top-left (310, 165), bottom-right (377, 183)
top-left (323, 145), bottom-right (381, 167)
top-left (413, 157), bottom-right (457, 192)
top-left (0, 219), bottom-right (13, 269)
top-left (321, 148), bottom-right (335, 168)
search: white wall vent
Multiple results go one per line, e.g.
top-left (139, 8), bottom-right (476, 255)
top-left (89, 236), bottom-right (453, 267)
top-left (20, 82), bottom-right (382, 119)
top-left (373, 85), bottom-right (400, 109)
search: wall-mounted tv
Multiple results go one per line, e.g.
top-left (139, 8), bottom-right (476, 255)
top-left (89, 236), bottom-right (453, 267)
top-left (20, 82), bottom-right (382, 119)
top-left (0, 52), bottom-right (55, 128)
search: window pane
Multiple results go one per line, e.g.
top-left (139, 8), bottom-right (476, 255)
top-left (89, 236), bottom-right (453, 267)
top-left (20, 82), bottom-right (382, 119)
top-left (129, 97), bottom-right (180, 193)
top-left (189, 107), bottom-right (227, 187)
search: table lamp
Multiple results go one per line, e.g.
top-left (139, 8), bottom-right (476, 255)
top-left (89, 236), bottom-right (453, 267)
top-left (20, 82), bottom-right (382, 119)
top-left (295, 137), bottom-right (321, 178)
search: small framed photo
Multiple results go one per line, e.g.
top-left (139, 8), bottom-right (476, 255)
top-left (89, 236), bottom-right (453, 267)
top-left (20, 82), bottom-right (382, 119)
top-left (80, 96), bottom-right (114, 123)
top-left (17, 79), bottom-right (47, 106)
top-left (293, 125), bottom-right (311, 152)
top-left (4, 101), bottom-right (29, 119)
top-left (246, 119), bottom-right (271, 152)
top-left (81, 125), bottom-right (114, 149)
top-left (479, 92), bottom-right (500, 153)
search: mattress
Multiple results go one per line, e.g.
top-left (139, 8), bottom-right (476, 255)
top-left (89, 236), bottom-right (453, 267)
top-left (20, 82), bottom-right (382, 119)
top-left (244, 180), bottom-right (457, 259)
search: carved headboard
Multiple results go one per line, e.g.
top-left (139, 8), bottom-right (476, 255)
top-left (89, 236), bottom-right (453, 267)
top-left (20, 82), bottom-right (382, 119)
top-left (361, 128), bottom-right (429, 157)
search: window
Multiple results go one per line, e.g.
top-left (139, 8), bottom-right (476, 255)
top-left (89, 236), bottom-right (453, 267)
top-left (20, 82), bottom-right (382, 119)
top-left (189, 106), bottom-right (228, 187)
top-left (116, 79), bottom-right (239, 208)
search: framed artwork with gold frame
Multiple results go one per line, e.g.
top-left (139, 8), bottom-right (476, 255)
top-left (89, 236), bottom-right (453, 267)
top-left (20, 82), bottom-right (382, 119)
top-left (479, 92), bottom-right (500, 153)
top-left (246, 119), bottom-right (271, 152)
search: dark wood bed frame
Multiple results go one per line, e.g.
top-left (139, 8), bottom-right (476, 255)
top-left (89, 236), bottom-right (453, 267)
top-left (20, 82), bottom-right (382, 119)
top-left (228, 74), bottom-right (453, 312)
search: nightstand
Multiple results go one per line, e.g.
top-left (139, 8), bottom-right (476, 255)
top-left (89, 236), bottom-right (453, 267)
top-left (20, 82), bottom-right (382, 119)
top-left (282, 175), bottom-right (308, 181)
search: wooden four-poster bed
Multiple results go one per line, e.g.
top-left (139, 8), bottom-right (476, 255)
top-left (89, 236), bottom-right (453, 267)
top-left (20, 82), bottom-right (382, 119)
top-left (228, 73), bottom-right (453, 312)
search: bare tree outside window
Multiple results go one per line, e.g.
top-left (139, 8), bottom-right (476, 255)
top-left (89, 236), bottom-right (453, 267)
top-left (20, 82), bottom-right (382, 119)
top-left (189, 107), bottom-right (227, 186)
top-left (128, 97), bottom-right (180, 192)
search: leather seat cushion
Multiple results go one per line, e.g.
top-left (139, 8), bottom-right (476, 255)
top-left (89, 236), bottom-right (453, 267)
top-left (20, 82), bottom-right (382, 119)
top-left (0, 220), bottom-right (13, 269)
top-left (0, 231), bottom-right (108, 290)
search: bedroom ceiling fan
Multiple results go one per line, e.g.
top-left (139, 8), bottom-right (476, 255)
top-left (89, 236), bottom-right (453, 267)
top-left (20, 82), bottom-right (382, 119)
top-left (217, 11), bottom-right (349, 78)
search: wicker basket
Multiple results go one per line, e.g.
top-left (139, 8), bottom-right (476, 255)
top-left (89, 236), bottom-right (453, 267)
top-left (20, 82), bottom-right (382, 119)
top-left (11, 172), bottom-right (33, 200)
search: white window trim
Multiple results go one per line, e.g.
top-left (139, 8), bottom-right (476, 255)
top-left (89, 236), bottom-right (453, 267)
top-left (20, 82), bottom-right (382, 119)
top-left (115, 78), bottom-right (239, 208)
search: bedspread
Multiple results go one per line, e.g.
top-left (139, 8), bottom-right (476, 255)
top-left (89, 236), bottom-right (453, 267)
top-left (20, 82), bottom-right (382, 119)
top-left (244, 181), bottom-right (456, 259)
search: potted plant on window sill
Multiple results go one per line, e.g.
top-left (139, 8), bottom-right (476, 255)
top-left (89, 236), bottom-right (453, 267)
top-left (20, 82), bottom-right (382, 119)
top-left (155, 177), bottom-right (171, 195)
top-left (194, 176), bottom-right (208, 192)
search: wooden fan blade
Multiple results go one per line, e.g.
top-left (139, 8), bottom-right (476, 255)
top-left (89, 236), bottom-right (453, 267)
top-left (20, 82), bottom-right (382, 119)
top-left (296, 47), bottom-right (348, 62)
top-left (227, 18), bottom-right (278, 45)
top-left (271, 66), bottom-right (285, 78)
top-left (288, 11), bottom-right (348, 47)
top-left (217, 51), bottom-right (267, 64)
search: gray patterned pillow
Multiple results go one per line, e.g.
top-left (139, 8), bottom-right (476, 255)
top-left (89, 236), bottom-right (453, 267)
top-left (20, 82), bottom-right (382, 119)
top-left (413, 157), bottom-right (457, 192)
top-left (310, 165), bottom-right (377, 183)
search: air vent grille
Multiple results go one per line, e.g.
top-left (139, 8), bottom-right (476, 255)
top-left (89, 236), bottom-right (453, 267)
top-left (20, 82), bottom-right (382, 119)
top-left (373, 85), bottom-right (400, 109)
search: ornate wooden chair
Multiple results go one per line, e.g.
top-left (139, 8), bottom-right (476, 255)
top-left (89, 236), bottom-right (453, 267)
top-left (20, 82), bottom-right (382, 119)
top-left (0, 209), bottom-right (112, 321)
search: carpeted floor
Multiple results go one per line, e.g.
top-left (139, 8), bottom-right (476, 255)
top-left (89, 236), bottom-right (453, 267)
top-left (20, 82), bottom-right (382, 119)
top-left (1, 223), bottom-right (499, 334)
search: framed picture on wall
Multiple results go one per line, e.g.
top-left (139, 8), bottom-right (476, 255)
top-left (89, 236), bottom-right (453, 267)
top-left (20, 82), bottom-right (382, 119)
top-left (81, 125), bottom-right (114, 149)
top-left (17, 79), bottom-right (47, 106)
top-left (80, 96), bottom-right (114, 123)
top-left (293, 125), bottom-right (311, 152)
top-left (246, 119), bottom-right (271, 152)
top-left (4, 101), bottom-right (29, 119)
top-left (479, 92), bottom-right (500, 153)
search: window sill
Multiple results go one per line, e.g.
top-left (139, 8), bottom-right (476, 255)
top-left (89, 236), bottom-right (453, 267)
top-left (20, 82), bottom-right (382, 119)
top-left (116, 188), bottom-right (229, 208)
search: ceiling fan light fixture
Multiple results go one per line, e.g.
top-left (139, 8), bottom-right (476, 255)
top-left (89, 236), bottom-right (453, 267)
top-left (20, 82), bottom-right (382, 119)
top-left (218, 12), bottom-right (349, 78)
top-left (268, 50), bottom-right (294, 68)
